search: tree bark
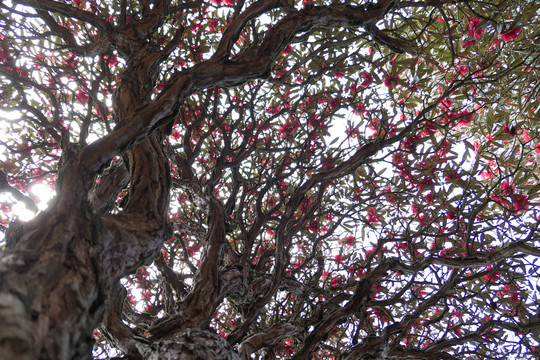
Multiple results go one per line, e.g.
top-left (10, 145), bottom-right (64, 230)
top-left (0, 133), bottom-right (172, 360)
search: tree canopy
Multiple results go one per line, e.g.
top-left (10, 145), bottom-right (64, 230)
top-left (0, 0), bottom-right (539, 359)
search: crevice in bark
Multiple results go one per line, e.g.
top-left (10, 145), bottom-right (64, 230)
top-left (89, 159), bottom-right (130, 215)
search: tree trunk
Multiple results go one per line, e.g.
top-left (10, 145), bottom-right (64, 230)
top-left (0, 133), bottom-right (171, 359)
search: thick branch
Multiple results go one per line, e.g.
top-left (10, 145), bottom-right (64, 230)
top-left (13, 0), bottom-right (113, 34)
top-left (61, 0), bottom-right (397, 191)
top-left (0, 170), bottom-right (38, 214)
top-left (88, 160), bottom-right (130, 215)
top-left (293, 260), bottom-right (399, 360)
top-left (238, 323), bottom-right (302, 360)
top-left (148, 197), bottom-right (228, 338)
top-left (36, 10), bottom-right (109, 56)
top-left (212, 0), bottom-right (281, 60)
top-left (100, 284), bottom-right (148, 360)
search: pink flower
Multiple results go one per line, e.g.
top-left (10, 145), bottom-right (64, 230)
top-left (334, 254), bottom-right (346, 264)
top-left (0, 49), bottom-right (8, 63)
top-left (503, 123), bottom-right (517, 137)
top-left (462, 40), bottom-right (475, 49)
top-left (383, 73), bottom-right (400, 88)
top-left (208, 19), bottom-right (219, 31)
top-left (484, 271), bottom-right (500, 283)
top-left (333, 64), bottom-right (345, 78)
top-left (462, 17), bottom-right (484, 48)
top-left (354, 103), bottom-right (367, 115)
top-left (212, 0), bottom-right (234, 5)
top-left (331, 276), bottom-right (342, 287)
top-left (76, 90), bottom-right (88, 104)
top-left (501, 181), bottom-right (515, 195)
top-left (500, 27), bottom-right (521, 42)
top-left (366, 208), bottom-right (379, 224)
top-left (521, 130), bottom-right (531, 143)
top-left (480, 171), bottom-right (494, 180)
top-left (513, 194), bottom-right (528, 211)
top-left (104, 55), bottom-right (117, 66)
top-left (282, 44), bottom-right (292, 55)
top-left (342, 235), bottom-right (355, 246)
top-left (360, 72), bottom-right (374, 87)
top-left (467, 17), bottom-right (484, 39)
top-left (171, 130), bottom-right (181, 140)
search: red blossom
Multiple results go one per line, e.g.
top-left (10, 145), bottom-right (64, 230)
top-left (0, 49), bottom-right (9, 63)
top-left (307, 219), bottom-right (320, 232)
top-left (64, 53), bottom-right (76, 68)
top-left (424, 191), bottom-right (435, 203)
top-left (467, 17), bottom-right (484, 39)
top-left (331, 276), bottom-right (343, 287)
top-left (76, 90), bottom-right (89, 104)
top-left (359, 72), bottom-right (373, 87)
top-left (16, 67), bottom-right (28, 78)
top-left (267, 105), bottom-right (281, 115)
top-left (454, 65), bottom-right (468, 75)
top-left (333, 63), bottom-right (345, 78)
top-left (484, 270), bottom-right (500, 283)
top-left (407, 81), bottom-right (418, 91)
top-left (366, 208), bottom-right (379, 224)
top-left (503, 123), bottom-right (517, 137)
top-left (441, 99), bottom-right (452, 109)
top-left (282, 44), bottom-right (293, 55)
top-left (212, 0), bottom-right (234, 5)
top-left (334, 254), bottom-right (345, 264)
top-left (480, 170), bottom-right (494, 180)
top-left (208, 19), bottom-right (219, 31)
top-left (321, 157), bottom-right (334, 169)
top-left (462, 17), bottom-right (484, 48)
top-left (278, 121), bottom-right (297, 138)
top-left (383, 73), bottom-right (400, 88)
top-left (354, 103), bottom-right (367, 115)
top-left (342, 235), bottom-right (355, 246)
top-left (462, 40), bottom-right (475, 49)
top-left (171, 130), bottom-right (181, 140)
top-left (500, 27), bottom-right (521, 42)
top-left (104, 55), bottom-right (117, 66)
top-left (512, 194), bottom-right (528, 211)
top-left (501, 181), bottom-right (515, 195)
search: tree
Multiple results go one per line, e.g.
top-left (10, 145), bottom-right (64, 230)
top-left (0, 0), bottom-right (539, 358)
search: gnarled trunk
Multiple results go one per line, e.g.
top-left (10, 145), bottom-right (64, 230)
top-left (0, 133), bottom-right (171, 359)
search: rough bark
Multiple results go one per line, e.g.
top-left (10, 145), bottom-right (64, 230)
top-left (0, 29), bottom-right (172, 360)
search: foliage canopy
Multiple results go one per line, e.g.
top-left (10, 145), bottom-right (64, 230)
top-left (0, 0), bottom-right (539, 359)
